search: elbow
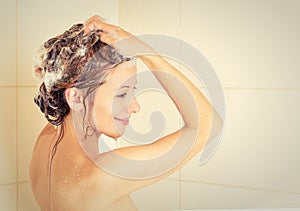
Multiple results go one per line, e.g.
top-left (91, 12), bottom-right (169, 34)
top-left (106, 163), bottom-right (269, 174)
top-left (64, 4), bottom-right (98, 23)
top-left (207, 107), bottom-right (224, 141)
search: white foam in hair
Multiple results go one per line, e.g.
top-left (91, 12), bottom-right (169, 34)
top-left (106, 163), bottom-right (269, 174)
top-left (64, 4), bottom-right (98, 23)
top-left (76, 47), bottom-right (87, 57)
top-left (32, 45), bottom-right (47, 82)
top-left (44, 70), bottom-right (63, 91)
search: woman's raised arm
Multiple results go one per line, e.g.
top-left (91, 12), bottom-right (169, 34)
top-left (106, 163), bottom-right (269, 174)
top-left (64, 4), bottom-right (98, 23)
top-left (85, 15), bottom-right (222, 200)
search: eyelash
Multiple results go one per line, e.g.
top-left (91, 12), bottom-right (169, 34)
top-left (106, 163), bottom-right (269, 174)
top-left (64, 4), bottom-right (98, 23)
top-left (116, 86), bottom-right (137, 98)
top-left (116, 93), bottom-right (127, 98)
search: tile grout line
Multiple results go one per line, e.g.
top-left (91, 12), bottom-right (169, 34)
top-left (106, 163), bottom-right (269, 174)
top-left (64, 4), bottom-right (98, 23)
top-left (166, 177), bottom-right (300, 195)
top-left (196, 87), bottom-right (300, 90)
top-left (16, 0), bottom-right (19, 210)
top-left (118, 0), bottom-right (121, 26)
top-left (15, 181), bottom-right (30, 184)
top-left (0, 182), bottom-right (18, 186)
top-left (221, 87), bottom-right (300, 91)
top-left (165, 178), bottom-right (300, 196)
top-left (179, 170), bottom-right (181, 210)
top-left (0, 85), bottom-right (37, 88)
top-left (172, 178), bottom-right (300, 195)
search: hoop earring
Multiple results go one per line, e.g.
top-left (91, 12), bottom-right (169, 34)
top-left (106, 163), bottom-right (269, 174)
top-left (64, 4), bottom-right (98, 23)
top-left (84, 125), bottom-right (96, 138)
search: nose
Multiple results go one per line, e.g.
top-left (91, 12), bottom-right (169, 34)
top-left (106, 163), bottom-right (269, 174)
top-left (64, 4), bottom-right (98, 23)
top-left (129, 97), bottom-right (140, 114)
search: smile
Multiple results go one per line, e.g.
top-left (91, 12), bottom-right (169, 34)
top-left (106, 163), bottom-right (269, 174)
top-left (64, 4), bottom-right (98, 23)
top-left (114, 117), bottom-right (129, 125)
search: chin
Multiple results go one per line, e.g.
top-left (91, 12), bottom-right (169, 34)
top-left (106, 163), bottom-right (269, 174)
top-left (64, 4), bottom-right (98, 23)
top-left (98, 124), bottom-right (125, 139)
top-left (103, 131), bottom-right (123, 140)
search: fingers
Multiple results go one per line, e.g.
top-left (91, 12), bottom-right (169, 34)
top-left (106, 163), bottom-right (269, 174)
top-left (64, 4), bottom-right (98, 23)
top-left (83, 15), bottom-right (136, 54)
top-left (99, 32), bottom-right (117, 45)
top-left (83, 15), bottom-right (117, 35)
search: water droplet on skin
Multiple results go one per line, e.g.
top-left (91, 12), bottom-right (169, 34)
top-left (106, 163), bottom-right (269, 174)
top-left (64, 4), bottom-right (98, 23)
top-left (59, 192), bottom-right (65, 199)
top-left (74, 166), bottom-right (78, 169)
top-left (64, 180), bottom-right (68, 184)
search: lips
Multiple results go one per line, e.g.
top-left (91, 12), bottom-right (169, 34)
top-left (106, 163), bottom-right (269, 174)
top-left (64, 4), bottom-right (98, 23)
top-left (114, 117), bottom-right (129, 125)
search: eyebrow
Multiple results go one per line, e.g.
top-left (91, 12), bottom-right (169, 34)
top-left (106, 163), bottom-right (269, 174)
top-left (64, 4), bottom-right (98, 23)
top-left (118, 85), bottom-right (131, 90)
top-left (117, 81), bottom-right (137, 90)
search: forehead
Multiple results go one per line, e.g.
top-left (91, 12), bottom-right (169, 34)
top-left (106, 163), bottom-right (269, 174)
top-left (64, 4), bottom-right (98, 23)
top-left (107, 61), bottom-right (137, 86)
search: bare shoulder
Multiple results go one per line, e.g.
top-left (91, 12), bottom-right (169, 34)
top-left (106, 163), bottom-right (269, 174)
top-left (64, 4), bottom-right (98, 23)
top-left (30, 123), bottom-right (56, 181)
top-left (30, 124), bottom-right (55, 162)
top-left (37, 123), bottom-right (57, 140)
top-left (32, 123), bottom-right (57, 153)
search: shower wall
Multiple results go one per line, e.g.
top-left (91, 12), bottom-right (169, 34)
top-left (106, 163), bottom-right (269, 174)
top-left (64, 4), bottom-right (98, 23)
top-left (0, 0), bottom-right (299, 210)
top-left (119, 0), bottom-right (300, 210)
top-left (0, 0), bottom-right (119, 210)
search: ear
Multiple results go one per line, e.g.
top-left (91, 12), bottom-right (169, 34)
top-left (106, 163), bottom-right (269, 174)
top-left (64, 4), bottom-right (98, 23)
top-left (64, 87), bottom-right (84, 111)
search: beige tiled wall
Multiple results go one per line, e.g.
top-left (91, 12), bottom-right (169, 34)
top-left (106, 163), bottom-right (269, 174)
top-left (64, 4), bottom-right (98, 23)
top-left (119, 0), bottom-right (180, 37)
top-left (180, 181), bottom-right (300, 209)
top-left (18, 183), bottom-right (39, 211)
top-left (0, 0), bottom-right (120, 210)
top-left (0, 185), bottom-right (16, 211)
top-left (181, 89), bottom-right (300, 192)
top-left (131, 179), bottom-right (180, 211)
top-left (1, 0), bottom-right (299, 210)
top-left (180, 0), bottom-right (300, 89)
top-left (0, 88), bottom-right (17, 184)
top-left (120, 0), bottom-right (300, 210)
top-left (0, 0), bottom-right (17, 210)
top-left (0, 0), bottom-right (16, 86)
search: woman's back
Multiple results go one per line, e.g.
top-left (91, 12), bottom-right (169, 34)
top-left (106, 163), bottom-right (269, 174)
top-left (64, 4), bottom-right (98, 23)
top-left (30, 124), bottom-right (56, 210)
top-left (30, 123), bottom-right (138, 210)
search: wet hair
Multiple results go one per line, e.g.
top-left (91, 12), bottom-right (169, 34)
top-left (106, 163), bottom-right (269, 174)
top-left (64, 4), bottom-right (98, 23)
top-left (33, 23), bottom-right (130, 192)
top-left (33, 23), bottom-right (130, 126)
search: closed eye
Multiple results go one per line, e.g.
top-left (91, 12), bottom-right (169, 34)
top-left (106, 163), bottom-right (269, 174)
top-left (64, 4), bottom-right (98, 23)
top-left (116, 93), bottom-right (127, 98)
top-left (116, 86), bottom-right (137, 98)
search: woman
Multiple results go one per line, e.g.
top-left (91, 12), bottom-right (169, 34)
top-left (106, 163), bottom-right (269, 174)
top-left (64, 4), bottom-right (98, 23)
top-left (30, 15), bottom-right (219, 210)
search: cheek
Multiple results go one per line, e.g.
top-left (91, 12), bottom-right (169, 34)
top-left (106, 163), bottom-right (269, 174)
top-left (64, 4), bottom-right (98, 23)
top-left (93, 91), bottom-right (113, 127)
top-left (112, 98), bottom-right (128, 116)
top-left (93, 96), bottom-right (126, 138)
top-left (94, 100), bottom-right (109, 117)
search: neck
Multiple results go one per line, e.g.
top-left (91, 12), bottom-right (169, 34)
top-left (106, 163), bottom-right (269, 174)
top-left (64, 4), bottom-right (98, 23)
top-left (63, 114), bottom-right (101, 161)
